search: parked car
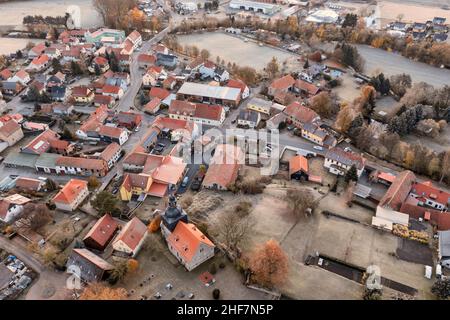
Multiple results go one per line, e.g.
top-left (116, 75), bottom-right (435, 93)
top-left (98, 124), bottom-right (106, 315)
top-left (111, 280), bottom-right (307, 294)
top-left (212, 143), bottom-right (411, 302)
top-left (313, 146), bottom-right (323, 151)
top-left (181, 176), bottom-right (189, 188)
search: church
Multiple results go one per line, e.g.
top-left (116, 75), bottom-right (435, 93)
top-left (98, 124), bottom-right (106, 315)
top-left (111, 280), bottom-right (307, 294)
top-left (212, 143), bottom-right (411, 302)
top-left (160, 195), bottom-right (215, 271)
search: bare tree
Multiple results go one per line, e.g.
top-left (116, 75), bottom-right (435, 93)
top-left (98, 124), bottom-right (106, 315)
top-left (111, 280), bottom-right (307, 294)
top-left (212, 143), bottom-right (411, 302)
top-left (285, 188), bottom-right (317, 221)
top-left (217, 212), bottom-right (253, 253)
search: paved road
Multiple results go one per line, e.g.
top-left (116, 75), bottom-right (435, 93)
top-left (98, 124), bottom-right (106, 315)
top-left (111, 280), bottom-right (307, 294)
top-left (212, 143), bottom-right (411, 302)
top-left (116, 27), bottom-right (171, 112)
top-left (356, 45), bottom-right (450, 87)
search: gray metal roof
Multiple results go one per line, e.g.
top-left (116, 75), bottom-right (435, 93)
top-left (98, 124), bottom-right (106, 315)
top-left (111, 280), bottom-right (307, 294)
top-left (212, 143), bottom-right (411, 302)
top-left (439, 230), bottom-right (450, 258)
top-left (177, 82), bottom-right (241, 101)
top-left (35, 153), bottom-right (61, 169)
top-left (3, 153), bottom-right (39, 168)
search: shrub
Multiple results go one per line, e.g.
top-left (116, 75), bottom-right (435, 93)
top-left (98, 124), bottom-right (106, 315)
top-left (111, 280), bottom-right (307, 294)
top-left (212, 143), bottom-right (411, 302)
top-left (235, 201), bottom-right (252, 217)
top-left (212, 288), bottom-right (220, 300)
top-left (209, 262), bottom-right (217, 275)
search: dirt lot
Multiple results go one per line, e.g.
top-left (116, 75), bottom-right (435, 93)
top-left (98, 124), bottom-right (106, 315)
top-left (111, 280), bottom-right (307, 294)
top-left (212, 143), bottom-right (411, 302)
top-left (333, 71), bottom-right (362, 103)
top-left (177, 32), bottom-right (298, 71)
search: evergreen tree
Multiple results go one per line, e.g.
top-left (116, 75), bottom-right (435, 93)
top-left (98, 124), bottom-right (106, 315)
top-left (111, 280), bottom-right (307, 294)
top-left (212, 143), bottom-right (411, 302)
top-left (345, 165), bottom-right (358, 183)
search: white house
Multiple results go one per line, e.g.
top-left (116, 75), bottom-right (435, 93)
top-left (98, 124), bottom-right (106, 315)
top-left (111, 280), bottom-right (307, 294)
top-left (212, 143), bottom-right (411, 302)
top-left (52, 179), bottom-right (89, 211)
top-left (0, 194), bottom-right (31, 223)
top-left (9, 70), bottom-right (31, 85)
top-left (324, 147), bottom-right (365, 177)
top-left (112, 217), bottom-right (148, 257)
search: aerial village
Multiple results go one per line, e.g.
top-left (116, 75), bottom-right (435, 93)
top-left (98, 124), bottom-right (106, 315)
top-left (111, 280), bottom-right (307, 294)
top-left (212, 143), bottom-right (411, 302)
top-left (0, 0), bottom-right (449, 301)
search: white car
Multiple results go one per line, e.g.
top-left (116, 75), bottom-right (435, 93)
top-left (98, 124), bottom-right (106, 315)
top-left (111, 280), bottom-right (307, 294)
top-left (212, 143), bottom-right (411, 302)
top-left (313, 146), bottom-right (323, 151)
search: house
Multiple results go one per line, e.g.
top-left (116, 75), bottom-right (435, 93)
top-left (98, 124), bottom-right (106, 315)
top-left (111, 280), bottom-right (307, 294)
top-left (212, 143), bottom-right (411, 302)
top-left (88, 56), bottom-right (110, 74)
top-left (199, 61), bottom-right (229, 82)
top-left (44, 47), bottom-right (61, 59)
top-left (227, 79), bottom-right (249, 99)
top-left (0, 194), bottom-right (31, 223)
top-left (294, 79), bottom-right (321, 97)
top-left (156, 53), bottom-right (178, 69)
top-left (202, 144), bottom-right (244, 190)
top-left (0, 120), bottom-right (24, 146)
top-left (142, 70), bottom-right (158, 87)
top-left (288, 154), bottom-right (309, 180)
top-left (268, 74), bottom-right (295, 96)
top-left (324, 147), bottom-right (365, 177)
top-left (160, 195), bottom-right (215, 271)
top-left (153, 44), bottom-right (169, 55)
top-left (29, 80), bottom-right (46, 95)
top-left (112, 217), bottom-right (148, 257)
top-left (373, 170), bottom-right (416, 230)
top-left (98, 125), bottom-right (129, 145)
top-left (27, 54), bottom-right (50, 72)
top-left (75, 105), bottom-right (109, 139)
top-left (163, 76), bottom-right (177, 90)
top-left (237, 110), bottom-right (261, 129)
top-left (21, 129), bottom-right (60, 155)
top-left (83, 214), bottom-right (119, 251)
top-left (117, 112), bottom-right (142, 130)
top-left (0, 69), bottom-right (12, 81)
top-left (94, 94), bottom-right (114, 108)
top-left (102, 85), bottom-right (124, 100)
top-left (283, 101), bottom-right (320, 128)
top-left (438, 230), bottom-right (450, 269)
top-left (409, 181), bottom-right (450, 211)
top-left (120, 173), bottom-right (153, 201)
top-left (99, 142), bottom-right (122, 169)
top-left (71, 86), bottom-right (94, 104)
top-left (28, 43), bottom-right (46, 59)
top-left (168, 100), bottom-right (226, 126)
top-left (15, 177), bottom-right (45, 192)
top-left (149, 87), bottom-right (170, 101)
top-left (40, 103), bottom-right (73, 116)
top-left (138, 54), bottom-right (156, 69)
top-left (66, 248), bottom-right (113, 282)
top-left (50, 86), bottom-right (68, 102)
top-left (121, 154), bottom-right (187, 199)
top-left (301, 122), bottom-right (336, 147)
top-left (433, 17), bottom-right (446, 25)
top-left (126, 30), bottom-right (142, 49)
top-left (2, 82), bottom-right (23, 95)
top-left (55, 157), bottom-right (109, 177)
top-left (10, 70), bottom-right (31, 85)
top-left (144, 97), bottom-right (162, 114)
top-left (52, 179), bottom-right (89, 211)
top-left (176, 82), bottom-right (241, 107)
top-left (246, 97), bottom-right (272, 116)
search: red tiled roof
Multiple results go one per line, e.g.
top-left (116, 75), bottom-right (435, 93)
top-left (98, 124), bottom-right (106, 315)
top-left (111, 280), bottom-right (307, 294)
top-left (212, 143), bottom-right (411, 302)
top-left (269, 75), bottom-right (295, 91)
top-left (15, 70), bottom-right (29, 80)
top-left (15, 177), bottom-right (43, 191)
top-left (227, 79), bottom-right (247, 93)
top-left (71, 86), bottom-right (92, 97)
top-left (144, 97), bottom-right (161, 113)
top-left (56, 157), bottom-right (107, 171)
top-left (102, 85), bottom-right (121, 94)
top-left (30, 43), bottom-right (46, 55)
top-left (31, 54), bottom-right (50, 66)
top-left (400, 202), bottom-right (450, 231)
top-left (100, 142), bottom-right (121, 162)
top-left (114, 217), bottom-right (147, 252)
top-left (83, 214), bottom-right (118, 248)
top-left (379, 170), bottom-right (416, 211)
top-left (194, 103), bottom-right (223, 121)
top-left (411, 181), bottom-right (450, 207)
top-left (93, 56), bottom-right (108, 66)
top-left (0, 69), bottom-right (12, 80)
top-left (0, 120), bottom-right (21, 136)
top-left (94, 94), bottom-right (113, 105)
top-left (284, 101), bottom-right (319, 124)
top-left (167, 221), bottom-right (214, 263)
top-left (137, 54), bottom-right (156, 64)
top-left (295, 79), bottom-right (320, 96)
top-left (98, 125), bottom-right (124, 138)
top-left (53, 179), bottom-right (88, 204)
top-left (289, 155), bottom-right (309, 176)
top-left (149, 87), bottom-right (170, 100)
top-left (127, 30), bottom-right (141, 43)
